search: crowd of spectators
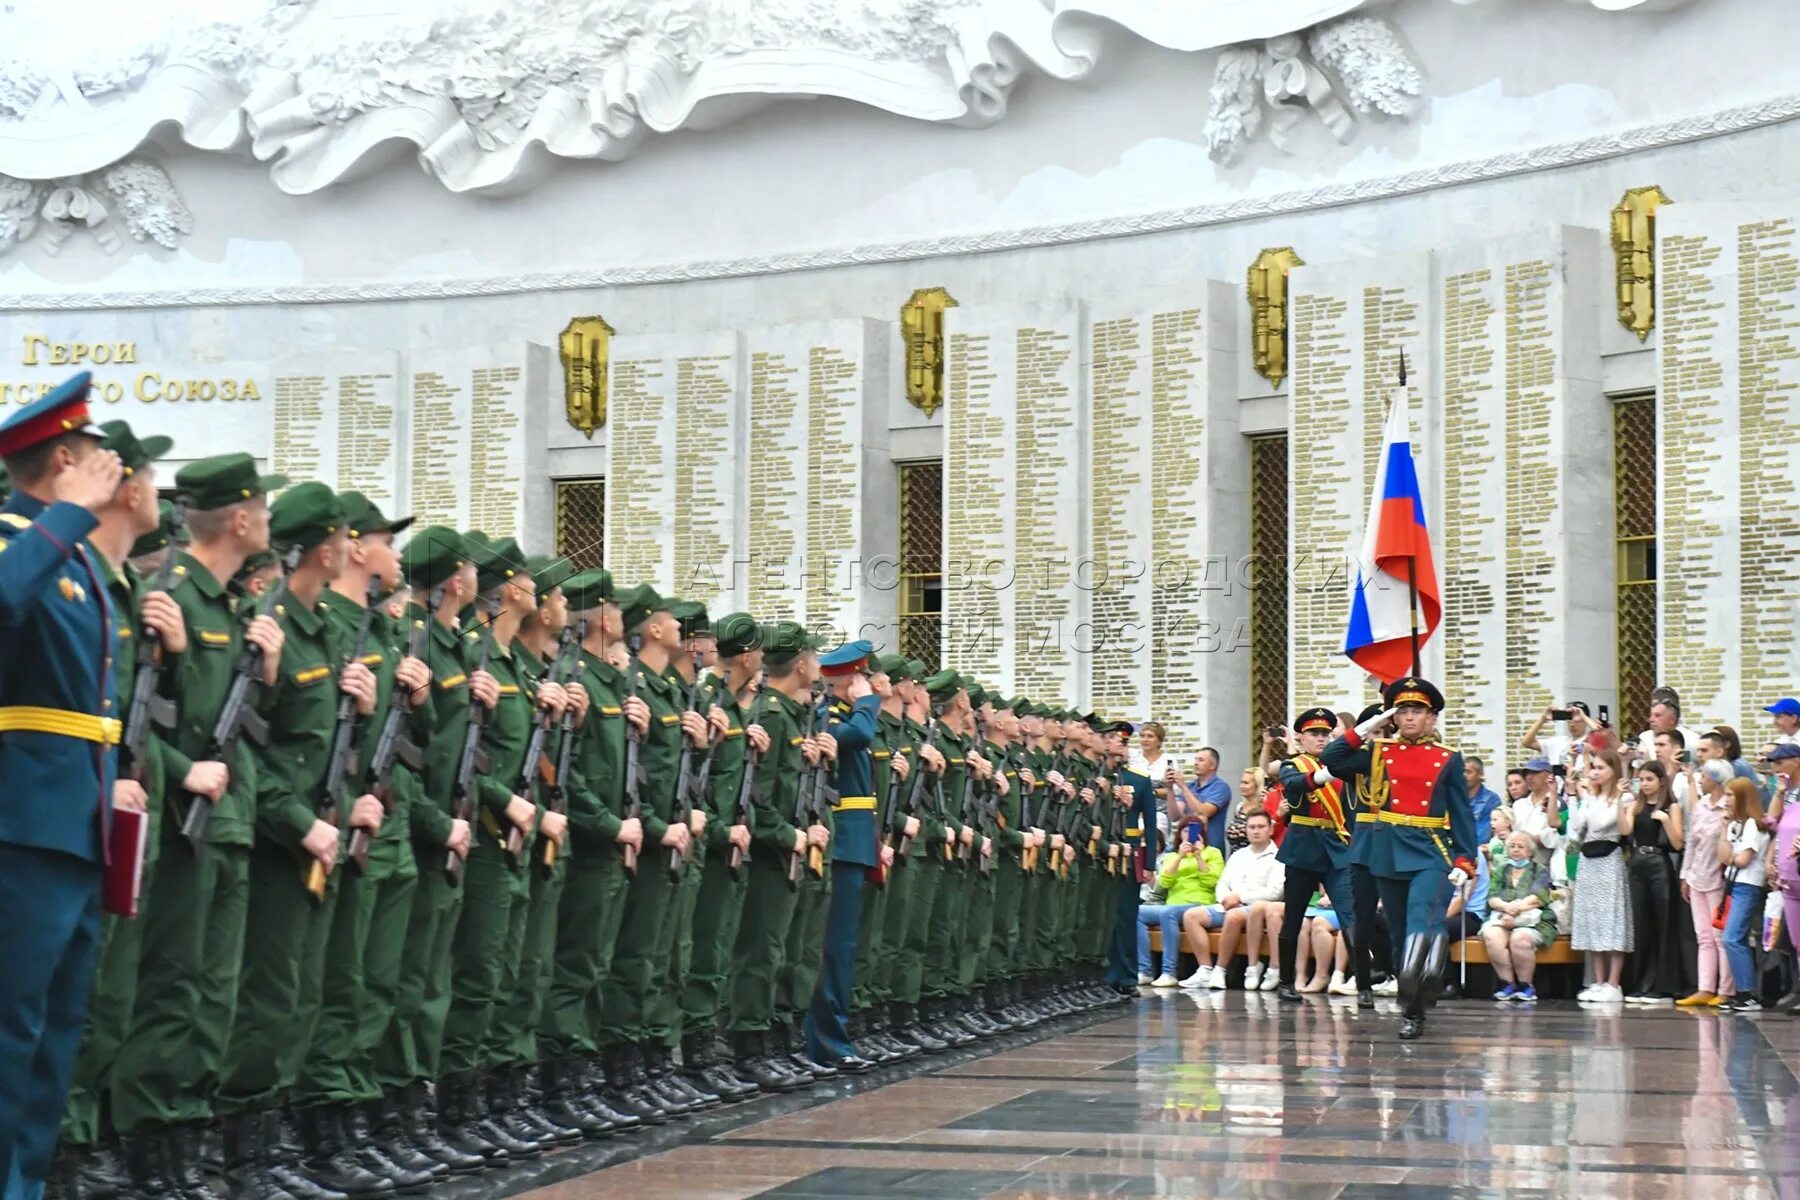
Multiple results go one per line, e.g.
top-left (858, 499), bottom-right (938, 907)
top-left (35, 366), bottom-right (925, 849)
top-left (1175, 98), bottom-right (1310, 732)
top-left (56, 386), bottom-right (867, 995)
top-left (1130, 690), bottom-right (1800, 1013)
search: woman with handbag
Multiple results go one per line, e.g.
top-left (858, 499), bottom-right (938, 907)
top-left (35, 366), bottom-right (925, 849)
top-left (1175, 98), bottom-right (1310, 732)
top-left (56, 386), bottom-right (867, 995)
top-left (1679, 760), bottom-right (1739, 1007)
top-left (1624, 762), bottom-right (1687, 1004)
top-left (1720, 777), bottom-right (1771, 1012)
top-left (1567, 749), bottom-right (1635, 1004)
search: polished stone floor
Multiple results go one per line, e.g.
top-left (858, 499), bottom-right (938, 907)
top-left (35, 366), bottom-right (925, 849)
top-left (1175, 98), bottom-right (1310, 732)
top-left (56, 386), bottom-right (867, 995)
top-left (502, 992), bottom-right (1800, 1199)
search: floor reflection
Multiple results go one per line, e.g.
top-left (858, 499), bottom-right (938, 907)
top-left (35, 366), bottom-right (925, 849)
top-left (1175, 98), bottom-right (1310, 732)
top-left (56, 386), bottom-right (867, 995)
top-left (521, 994), bottom-right (1800, 1199)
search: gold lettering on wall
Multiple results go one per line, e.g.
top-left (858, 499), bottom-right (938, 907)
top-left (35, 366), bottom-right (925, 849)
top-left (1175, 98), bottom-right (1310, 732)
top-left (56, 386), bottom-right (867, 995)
top-left (559, 315), bottom-right (613, 438)
top-left (901, 287), bottom-right (958, 418)
top-left (1247, 248), bottom-right (1304, 388)
top-left (1611, 186), bottom-right (1671, 342)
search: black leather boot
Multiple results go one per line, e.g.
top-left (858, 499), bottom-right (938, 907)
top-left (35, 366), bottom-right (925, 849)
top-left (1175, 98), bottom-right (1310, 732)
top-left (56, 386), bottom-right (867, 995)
top-left (608, 1048), bottom-right (671, 1125)
top-left (639, 1046), bottom-right (700, 1115)
top-left (898, 1002), bottom-right (946, 1053)
top-left (776, 1021), bottom-right (837, 1081)
top-left (474, 1070), bottom-right (544, 1159)
top-left (345, 1103), bottom-right (436, 1194)
top-left (260, 1111), bottom-right (348, 1200)
top-left (365, 1096), bottom-right (447, 1184)
top-left (515, 1064), bottom-right (583, 1145)
top-left (295, 1107), bottom-right (394, 1198)
top-left (75, 1140), bottom-right (129, 1200)
top-left (168, 1123), bottom-right (228, 1200)
top-left (685, 1033), bottom-right (757, 1102)
top-left (434, 1074), bottom-right (508, 1170)
top-left (50, 1142), bottom-right (92, 1200)
top-left (222, 1114), bottom-right (299, 1200)
top-left (121, 1132), bottom-right (183, 1199)
top-left (539, 1058), bottom-right (614, 1139)
top-left (396, 1084), bottom-right (481, 1176)
top-left (574, 1058), bottom-right (641, 1131)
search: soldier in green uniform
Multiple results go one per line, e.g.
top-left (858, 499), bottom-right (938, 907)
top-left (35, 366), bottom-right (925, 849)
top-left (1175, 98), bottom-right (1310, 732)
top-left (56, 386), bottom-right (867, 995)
top-left (285, 493), bottom-right (439, 1194)
top-left (210, 483), bottom-right (388, 1199)
top-left (849, 654), bottom-right (916, 1063)
top-left (597, 586), bottom-right (710, 1119)
top-left (56, 421), bottom-right (180, 1197)
top-left (888, 665), bottom-right (948, 1052)
top-left (437, 538), bottom-right (564, 1162)
top-left (655, 601), bottom-right (730, 1106)
top-left (953, 688), bottom-right (1007, 1036)
top-left (114, 453), bottom-right (285, 1198)
top-left (487, 556), bottom-right (577, 1144)
top-left (675, 613), bottom-right (766, 1103)
top-left (770, 659), bottom-right (837, 1082)
top-left (917, 671), bottom-right (977, 1048)
top-left (370, 528), bottom-right (484, 1173)
top-left (980, 697), bottom-right (1032, 1030)
top-left (533, 569), bottom-right (647, 1135)
top-left (725, 622), bottom-right (821, 1093)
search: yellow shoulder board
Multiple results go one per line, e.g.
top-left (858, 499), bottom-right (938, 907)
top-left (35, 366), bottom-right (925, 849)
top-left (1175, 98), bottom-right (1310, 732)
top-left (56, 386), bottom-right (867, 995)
top-left (0, 512), bottom-right (30, 530)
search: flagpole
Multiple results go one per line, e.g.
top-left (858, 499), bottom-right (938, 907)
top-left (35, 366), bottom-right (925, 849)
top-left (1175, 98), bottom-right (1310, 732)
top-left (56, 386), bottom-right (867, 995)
top-left (1398, 350), bottom-right (1421, 677)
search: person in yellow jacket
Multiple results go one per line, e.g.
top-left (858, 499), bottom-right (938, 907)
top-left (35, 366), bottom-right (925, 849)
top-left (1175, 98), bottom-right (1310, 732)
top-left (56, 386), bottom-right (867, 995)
top-left (1136, 837), bottom-right (1225, 986)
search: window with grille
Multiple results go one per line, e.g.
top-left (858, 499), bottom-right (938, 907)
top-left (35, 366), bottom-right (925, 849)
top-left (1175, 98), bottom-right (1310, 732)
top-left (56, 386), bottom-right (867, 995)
top-left (898, 460), bottom-right (943, 673)
top-left (554, 477), bottom-right (606, 571)
top-left (1613, 394), bottom-right (1656, 732)
top-left (1248, 435), bottom-right (1290, 743)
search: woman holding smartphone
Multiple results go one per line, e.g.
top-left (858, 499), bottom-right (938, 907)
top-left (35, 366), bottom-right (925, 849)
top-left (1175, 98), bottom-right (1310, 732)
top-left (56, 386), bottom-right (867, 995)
top-left (1567, 749), bottom-right (1635, 1003)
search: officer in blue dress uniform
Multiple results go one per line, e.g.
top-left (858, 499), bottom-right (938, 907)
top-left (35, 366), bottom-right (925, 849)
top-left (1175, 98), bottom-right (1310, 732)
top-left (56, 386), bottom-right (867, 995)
top-left (1323, 678), bottom-right (1476, 1040)
top-left (1274, 707), bottom-right (1361, 1002)
top-left (1100, 720), bottom-right (1158, 994)
top-left (802, 639), bottom-right (882, 1073)
top-left (0, 372), bottom-right (127, 1200)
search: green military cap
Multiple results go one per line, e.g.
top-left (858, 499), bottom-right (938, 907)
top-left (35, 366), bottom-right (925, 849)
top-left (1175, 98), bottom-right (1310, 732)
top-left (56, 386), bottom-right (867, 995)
top-left (996, 697), bottom-right (1023, 713)
top-left (462, 529), bottom-right (491, 548)
top-left (472, 537), bottom-right (525, 594)
top-left (339, 490), bottom-right (413, 539)
top-left (965, 681), bottom-right (989, 707)
top-left (561, 568), bottom-right (614, 612)
top-left (527, 554), bottom-right (577, 598)
top-left (269, 482), bottom-right (345, 553)
top-left (923, 669), bottom-right (965, 704)
top-left (760, 619), bottom-right (821, 667)
top-left (97, 418), bottom-right (171, 477)
top-left (715, 612), bottom-right (760, 657)
top-left (670, 600), bottom-right (710, 639)
top-left (905, 658), bottom-right (926, 680)
top-left (175, 452), bottom-right (287, 512)
top-left (130, 499), bottom-right (178, 559)
top-left (873, 652), bottom-right (911, 680)
top-left (615, 582), bottom-right (666, 633)
top-left (402, 526), bottom-right (466, 591)
top-left (231, 548), bottom-right (277, 588)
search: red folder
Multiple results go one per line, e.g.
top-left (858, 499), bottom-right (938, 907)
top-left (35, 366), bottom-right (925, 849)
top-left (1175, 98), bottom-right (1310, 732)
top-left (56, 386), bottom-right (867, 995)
top-left (103, 806), bottom-right (148, 918)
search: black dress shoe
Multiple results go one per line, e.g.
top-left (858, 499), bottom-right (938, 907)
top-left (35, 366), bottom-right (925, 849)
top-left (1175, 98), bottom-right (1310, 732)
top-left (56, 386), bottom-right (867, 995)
top-left (1357, 990), bottom-right (1375, 1010)
top-left (1398, 1015), bottom-right (1426, 1041)
top-left (1276, 984), bottom-right (1303, 1004)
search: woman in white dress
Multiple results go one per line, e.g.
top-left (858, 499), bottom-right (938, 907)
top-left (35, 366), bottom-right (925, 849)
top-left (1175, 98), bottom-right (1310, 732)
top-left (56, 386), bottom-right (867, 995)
top-left (1567, 748), bottom-right (1636, 1003)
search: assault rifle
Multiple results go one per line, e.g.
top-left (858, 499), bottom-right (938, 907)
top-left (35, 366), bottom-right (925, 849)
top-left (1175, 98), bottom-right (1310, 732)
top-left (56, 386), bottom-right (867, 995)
top-left (350, 582), bottom-right (443, 873)
top-left (891, 716), bottom-right (941, 862)
top-left (177, 544), bottom-right (302, 852)
top-left (445, 594), bottom-right (499, 885)
top-left (512, 621), bottom-right (580, 871)
top-left (120, 498), bottom-right (187, 788)
top-left (620, 632), bottom-right (645, 876)
top-left (872, 720), bottom-right (907, 887)
top-left (967, 711), bottom-right (993, 876)
top-left (669, 648), bottom-right (709, 881)
top-left (726, 671), bottom-right (770, 880)
top-left (537, 615), bottom-right (587, 878)
top-left (1019, 749), bottom-right (1041, 874)
top-left (305, 578), bottom-right (383, 904)
top-left (789, 679), bottom-right (826, 888)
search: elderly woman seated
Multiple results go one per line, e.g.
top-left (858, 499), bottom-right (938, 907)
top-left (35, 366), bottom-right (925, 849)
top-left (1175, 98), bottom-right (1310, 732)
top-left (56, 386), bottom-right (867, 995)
top-left (1483, 831), bottom-right (1559, 1002)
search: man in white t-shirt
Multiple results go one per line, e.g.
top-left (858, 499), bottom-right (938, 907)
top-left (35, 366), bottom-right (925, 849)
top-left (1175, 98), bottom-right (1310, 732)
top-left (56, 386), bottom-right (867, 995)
top-left (1179, 810), bottom-right (1285, 990)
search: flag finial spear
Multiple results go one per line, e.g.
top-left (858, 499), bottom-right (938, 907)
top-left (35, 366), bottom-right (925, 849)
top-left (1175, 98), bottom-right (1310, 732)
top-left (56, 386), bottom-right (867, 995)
top-left (1398, 351), bottom-right (1407, 387)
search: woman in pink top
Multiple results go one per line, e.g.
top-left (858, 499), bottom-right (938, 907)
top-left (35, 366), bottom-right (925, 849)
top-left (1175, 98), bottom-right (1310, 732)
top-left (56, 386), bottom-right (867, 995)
top-left (1678, 759), bottom-right (1736, 1006)
top-left (1766, 745), bottom-right (1800, 1012)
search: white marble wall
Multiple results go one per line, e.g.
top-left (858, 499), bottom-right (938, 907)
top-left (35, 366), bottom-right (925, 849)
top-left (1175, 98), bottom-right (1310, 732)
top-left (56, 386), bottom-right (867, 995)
top-left (1657, 202), bottom-right (1800, 733)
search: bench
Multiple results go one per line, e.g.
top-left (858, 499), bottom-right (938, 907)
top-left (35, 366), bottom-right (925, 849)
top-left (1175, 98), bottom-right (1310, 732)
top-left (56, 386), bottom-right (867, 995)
top-left (1147, 928), bottom-right (1581, 966)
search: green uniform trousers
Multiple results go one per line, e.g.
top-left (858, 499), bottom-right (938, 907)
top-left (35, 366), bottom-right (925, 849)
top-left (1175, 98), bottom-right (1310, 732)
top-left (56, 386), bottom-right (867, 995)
top-left (957, 865), bottom-right (998, 994)
top-left (922, 861), bottom-right (970, 1000)
top-left (113, 843), bottom-right (248, 1134)
top-left (345, 865), bottom-right (417, 1102)
top-left (679, 849), bottom-right (749, 1037)
top-left (61, 898), bottom-right (152, 1145)
top-left (983, 858), bottom-right (1023, 983)
top-left (1033, 868), bottom-right (1066, 973)
top-left (293, 861), bottom-right (380, 1107)
top-left (372, 864), bottom-right (462, 1091)
top-left (851, 868), bottom-right (892, 1011)
top-left (892, 855), bottom-right (941, 1004)
top-left (539, 854), bottom-right (630, 1057)
top-left (774, 867), bottom-right (831, 1024)
top-left (727, 855), bottom-right (799, 1033)
top-left (438, 847), bottom-right (529, 1078)
top-left (653, 852), bottom-right (707, 1050)
top-left (599, 858), bottom-right (678, 1047)
top-left (493, 856), bottom-right (564, 1065)
top-left (217, 844), bottom-right (338, 1116)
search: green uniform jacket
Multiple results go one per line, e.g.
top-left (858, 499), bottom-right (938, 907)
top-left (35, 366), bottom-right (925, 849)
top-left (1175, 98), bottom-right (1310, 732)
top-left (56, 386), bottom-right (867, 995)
top-left (472, 637), bottom-right (534, 849)
top-left (993, 742), bottom-right (1025, 859)
top-left (565, 648), bottom-right (626, 856)
top-left (629, 658), bottom-right (683, 843)
top-left (319, 589), bottom-right (413, 873)
top-left (105, 558), bottom-right (169, 857)
top-left (703, 679), bottom-right (750, 853)
top-left (253, 593), bottom-right (346, 848)
top-left (748, 686), bottom-right (803, 856)
top-left (163, 552), bottom-right (259, 846)
top-left (409, 608), bottom-right (466, 854)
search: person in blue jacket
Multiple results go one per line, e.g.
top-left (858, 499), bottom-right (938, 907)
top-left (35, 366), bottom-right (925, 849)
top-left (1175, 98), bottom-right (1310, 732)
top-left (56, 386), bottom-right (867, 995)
top-left (0, 372), bottom-right (128, 1200)
top-left (803, 639), bottom-right (883, 1073)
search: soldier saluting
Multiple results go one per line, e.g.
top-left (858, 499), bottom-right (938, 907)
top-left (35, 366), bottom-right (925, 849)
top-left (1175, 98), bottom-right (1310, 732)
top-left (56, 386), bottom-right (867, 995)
top-left (1322, 677), bottom-right (1476, 1040)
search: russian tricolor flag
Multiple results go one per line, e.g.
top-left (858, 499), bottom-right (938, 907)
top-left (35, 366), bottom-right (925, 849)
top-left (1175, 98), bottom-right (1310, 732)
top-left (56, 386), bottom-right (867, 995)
top-left (1342, 387), bottom-right (1440, 684)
